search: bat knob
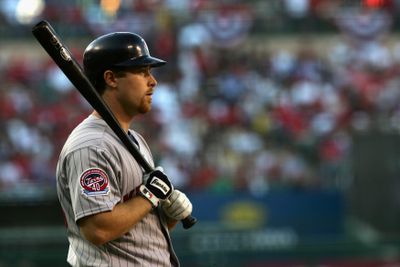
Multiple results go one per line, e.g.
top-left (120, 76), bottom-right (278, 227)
top-left (182, 215), bottom-right (197, 229)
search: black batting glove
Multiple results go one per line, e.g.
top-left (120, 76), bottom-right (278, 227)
top-left (138, 167), bottom-right (173, 208)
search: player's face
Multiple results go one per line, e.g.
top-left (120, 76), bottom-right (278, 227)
top-left (115, 66), bottom-right (157, 116)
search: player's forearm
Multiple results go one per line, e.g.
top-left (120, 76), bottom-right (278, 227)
top-left (78, 196), bottom-right (152, 246)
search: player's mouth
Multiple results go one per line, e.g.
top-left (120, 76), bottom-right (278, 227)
top-left (146, 92), bottom-right (153, 103)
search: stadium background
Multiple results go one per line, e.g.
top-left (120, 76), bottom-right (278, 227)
top-left (1, 0), bottom-right (400, 266)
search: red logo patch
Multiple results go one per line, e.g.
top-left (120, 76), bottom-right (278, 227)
top-left (80, 168), bottom-right (109, 196)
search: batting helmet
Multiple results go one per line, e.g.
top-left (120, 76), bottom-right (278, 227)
top-left (83, 32), bottom-right (166, 72)
top-left (83, 32), bottom-right (166, 89)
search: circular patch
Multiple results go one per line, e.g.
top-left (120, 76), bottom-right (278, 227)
top-left (80, 168), bottom-right (109, 196)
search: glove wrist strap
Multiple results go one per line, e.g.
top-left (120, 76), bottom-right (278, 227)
top-left (138, 185), bottom-right (159, 208)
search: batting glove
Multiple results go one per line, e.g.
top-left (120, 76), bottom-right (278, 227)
top-left (139, 167), bottom-right (173, 208)
top-left (162, 190), bottom-right (193, 221)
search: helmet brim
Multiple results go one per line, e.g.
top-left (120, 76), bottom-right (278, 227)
top-left (113, 55), bottom-right (166, 68)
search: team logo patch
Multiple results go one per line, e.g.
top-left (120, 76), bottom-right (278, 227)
top-left (80, 168), bottom-right (109, 196)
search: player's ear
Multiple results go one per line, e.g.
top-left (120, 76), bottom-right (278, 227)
top-left (103, 70), bottom-right (118, 88)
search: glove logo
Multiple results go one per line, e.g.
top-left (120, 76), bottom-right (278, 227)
top-left (80, 168), bottom-right (109, 196)
top-left (150, 178), bottom-right (170, 195)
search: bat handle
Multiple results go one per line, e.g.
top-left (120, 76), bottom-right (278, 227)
top-left (182, 215), bottom-right (197, 229)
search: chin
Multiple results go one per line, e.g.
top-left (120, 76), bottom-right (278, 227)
top-left (138, 107), bottom-right (151, 114)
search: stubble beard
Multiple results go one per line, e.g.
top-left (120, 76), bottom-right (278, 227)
top-left (137, 96), bottom-right (152, 114)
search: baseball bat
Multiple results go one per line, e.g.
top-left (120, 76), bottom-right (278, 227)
top-left (32, 20), bottom-right (196, 229)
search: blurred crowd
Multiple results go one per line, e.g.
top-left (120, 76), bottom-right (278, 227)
top-left (1, 0), bottom-right (400, 196)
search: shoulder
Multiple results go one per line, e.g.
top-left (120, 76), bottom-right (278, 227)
top-left (61, 115), bottom-right (121, 156)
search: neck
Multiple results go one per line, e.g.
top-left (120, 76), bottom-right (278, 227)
top-left (94, 91), bottom-right (135, 133)
top-left (92, 110), bottom-right (132, 132)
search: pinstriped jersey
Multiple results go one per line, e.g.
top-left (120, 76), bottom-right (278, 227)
top-left (56, 114), bottom-right (179, 267)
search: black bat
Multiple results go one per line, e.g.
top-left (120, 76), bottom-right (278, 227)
top-left (32, 20), bottom-right (196, 229)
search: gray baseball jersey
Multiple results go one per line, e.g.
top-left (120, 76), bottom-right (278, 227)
top-left (56, 114), bottom-right (179, 267)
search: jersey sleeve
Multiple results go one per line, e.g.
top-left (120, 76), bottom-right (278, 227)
top-left (64, 146), bottom-right (122, 222)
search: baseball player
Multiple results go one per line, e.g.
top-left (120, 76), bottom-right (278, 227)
top-left (56, 32), bottom-right (193, 267)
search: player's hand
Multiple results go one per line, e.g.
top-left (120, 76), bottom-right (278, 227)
top-left (139, 167), bottom-right (173, 208)
top-left (162, 190), bottom-right (193, 221)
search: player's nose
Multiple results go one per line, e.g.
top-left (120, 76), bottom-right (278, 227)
top-left (148, 73), bottom-right (157, 87)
